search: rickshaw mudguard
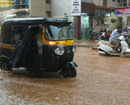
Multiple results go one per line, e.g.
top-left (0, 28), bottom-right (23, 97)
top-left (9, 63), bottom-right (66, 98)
top-left (65, 61), bottom-right (78, 69)
top-left (0, 55), bottom-right (9, 60)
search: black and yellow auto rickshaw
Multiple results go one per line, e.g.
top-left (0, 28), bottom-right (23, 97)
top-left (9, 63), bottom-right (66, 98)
top-left (0, 18), bottom-right (77, 77)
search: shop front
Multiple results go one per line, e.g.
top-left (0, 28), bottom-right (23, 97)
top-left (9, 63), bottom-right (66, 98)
top-left (81, 13), bottom-right (89, 39)
top-left (74, 2), bottom-right (95, 39)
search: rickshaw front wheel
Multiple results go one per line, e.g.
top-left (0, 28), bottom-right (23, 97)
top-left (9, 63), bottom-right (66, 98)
top-left (63, 68), bottom-right (77, 78)
top-left (71, 68), bottom-right (77, 77)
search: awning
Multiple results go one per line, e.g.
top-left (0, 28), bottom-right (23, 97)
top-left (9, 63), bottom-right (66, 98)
top-left (0, 9), bottom-right (29, 20)
top-left (81, 2), bottom-right (95, 14)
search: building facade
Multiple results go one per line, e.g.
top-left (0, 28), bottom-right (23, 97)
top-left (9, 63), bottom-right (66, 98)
top-left (93, 0), bottom-right (122, 32)
top-left (29, 0), bottom-right (50, 17)
top-left (0, 0), bottom-right (51, 18)
top-left (0, 0), bottom-right (29, 23)
top-left (51, 0), bottom-right (123, 39)
top-left (0, 0), bottom-right (14, 11)
top-left (117, 0), bottom-right (130, 29)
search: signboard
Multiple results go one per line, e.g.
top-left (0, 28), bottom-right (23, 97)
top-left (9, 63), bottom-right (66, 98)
top-left (71, 0), bottom-right (81, 16)
top-left (115, 8), bottom-right (130, 16)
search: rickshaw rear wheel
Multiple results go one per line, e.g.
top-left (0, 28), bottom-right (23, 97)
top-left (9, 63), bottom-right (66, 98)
top-left (0, 59), bottom-right (11, 71)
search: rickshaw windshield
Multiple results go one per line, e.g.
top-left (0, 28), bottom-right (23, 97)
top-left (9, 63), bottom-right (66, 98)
top-left (45, 23), bottom-right (73, 41)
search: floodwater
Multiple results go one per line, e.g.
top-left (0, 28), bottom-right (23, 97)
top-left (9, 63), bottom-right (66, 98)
top-left (1, 47), bottom-right (130, 105)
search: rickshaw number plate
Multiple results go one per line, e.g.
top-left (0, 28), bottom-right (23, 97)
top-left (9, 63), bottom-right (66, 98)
top-left (67, 49), bottom-right (71, 53)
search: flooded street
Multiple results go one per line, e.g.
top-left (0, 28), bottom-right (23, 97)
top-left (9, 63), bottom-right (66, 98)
top-left (1, 47), bottom-right (130, 105)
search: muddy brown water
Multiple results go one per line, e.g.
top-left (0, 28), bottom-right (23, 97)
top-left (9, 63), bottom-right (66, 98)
top-left (1, 47), bottom-right (130, 105)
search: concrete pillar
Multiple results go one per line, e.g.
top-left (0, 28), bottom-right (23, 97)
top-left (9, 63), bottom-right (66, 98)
top-left (74, 16), bottom-right (81, 40)
top-left (127, 0), bottom-right (129, 6)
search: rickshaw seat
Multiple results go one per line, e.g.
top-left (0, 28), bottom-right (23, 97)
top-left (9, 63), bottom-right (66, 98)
top-left (102, 40), bottom-right (115, 48)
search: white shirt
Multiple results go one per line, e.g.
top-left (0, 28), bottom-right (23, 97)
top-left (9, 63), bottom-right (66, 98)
top-left (14, 33), bottom-right (20, 42)
top-left (109, 29), bottom-right (120, 43)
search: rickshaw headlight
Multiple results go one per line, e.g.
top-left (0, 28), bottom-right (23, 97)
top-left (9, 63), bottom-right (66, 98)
top-left (72, 46), bottom-right (76, 53)
top-left (55, 47), bottom-right (65, 55)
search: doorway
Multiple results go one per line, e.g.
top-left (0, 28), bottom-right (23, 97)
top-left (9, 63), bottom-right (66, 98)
top-left (81, 13), bottom-right (89, 39)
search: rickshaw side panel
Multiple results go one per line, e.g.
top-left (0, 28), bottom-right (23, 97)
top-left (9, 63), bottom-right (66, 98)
top-left (0, 20), bottom-right (12, 60)
top-left (0, 48), bottom-right (12, 58)
top-left (1, 20), bottom-right (12, 44)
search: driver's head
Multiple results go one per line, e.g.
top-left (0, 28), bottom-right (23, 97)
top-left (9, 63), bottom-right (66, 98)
top-left (117, 26), bottom-right (122, 33)
top-left (14, 28), bottom-right (19, 34)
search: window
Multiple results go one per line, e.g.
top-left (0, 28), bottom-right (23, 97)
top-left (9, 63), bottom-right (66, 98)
top-left (106, 13), bottom-right (111, 17)
top-left (117, 0), bottom-right (120, 3)
top-left (112, 0), bottom-right (115, 2)
top-left (46, 0), bottom-right (50, 4)
top-left (46, 11), bottom-right (50, 18)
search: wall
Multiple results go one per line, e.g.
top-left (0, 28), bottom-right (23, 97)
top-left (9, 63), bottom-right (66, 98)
top-left (107, 0), bottom-right (122, 8)
top-left (81, 0), bottom-right (93, 3)
top-left (110, 12), bottom-right (118, 31)
top-left (93, 12), bottom-right (118, 32)
top-left (29, 0), bottom-right (50, 17)
top-left (93, 17), bottom-right (109, 32)
top-left (50, 0), bottom-right (71, 17)
top-left (50, 0), bottom-right (121, 33)
top-left (93, 0), bottom-right (122, 7)
top-left (91, 0), bottom-right (122, 32)
top-left (93, 0), bottom-right (103, 6)
top-left (122, 16), bottom-right (128, 29)
top-left (0, 0), bottom-right (14, 8)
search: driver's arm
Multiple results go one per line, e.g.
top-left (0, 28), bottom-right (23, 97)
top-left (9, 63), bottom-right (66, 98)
top-left (114, 36), bottom-right (118, 40)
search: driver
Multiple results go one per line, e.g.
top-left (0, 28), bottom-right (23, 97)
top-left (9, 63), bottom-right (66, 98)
top-left (109, 26), bottom-right (122, 53)
top-left (13, 28), bottom-right (20, 44)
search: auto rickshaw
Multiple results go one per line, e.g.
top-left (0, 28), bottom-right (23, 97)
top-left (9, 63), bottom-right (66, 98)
top-left (0, 18), bottom-right (77, 77)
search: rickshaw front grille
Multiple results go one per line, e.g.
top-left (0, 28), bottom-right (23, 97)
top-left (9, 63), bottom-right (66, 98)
top-left (61, 46), bottom-right (74, 62)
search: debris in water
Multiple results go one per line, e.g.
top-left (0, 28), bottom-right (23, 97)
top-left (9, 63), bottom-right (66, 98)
top-left (0, 78), bottom-right (4, 81)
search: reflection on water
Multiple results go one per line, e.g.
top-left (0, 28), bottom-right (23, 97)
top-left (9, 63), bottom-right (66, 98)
top-left (0, 71), bottom-right (81, 105)
top-left (1, 47), bottom-right (130, 105)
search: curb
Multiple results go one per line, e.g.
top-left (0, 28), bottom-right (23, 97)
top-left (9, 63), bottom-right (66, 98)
top-left (75, 43), bottom-right (97, 48)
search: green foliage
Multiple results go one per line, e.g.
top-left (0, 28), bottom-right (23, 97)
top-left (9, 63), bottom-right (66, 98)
top-left (128, 38), bottom-right (130, 43)
top-left (128, 33), bottom-right (130, 37)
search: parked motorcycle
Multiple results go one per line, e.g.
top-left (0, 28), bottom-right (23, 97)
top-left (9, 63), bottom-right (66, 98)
top-left (99, 29), bottom-right (111, 40)
top-left (122, 32), bottom-right (128, 42)
top-left (97, 35), bottom-right (130, 56)
top-left (87, 28), bottom-right (100, 41)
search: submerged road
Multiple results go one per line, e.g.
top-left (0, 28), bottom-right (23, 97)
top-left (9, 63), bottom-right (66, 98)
top-left (0, 47), bottom-right (130, 105)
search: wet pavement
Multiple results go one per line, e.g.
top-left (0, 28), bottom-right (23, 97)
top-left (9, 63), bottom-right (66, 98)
top-left (1, 47), bottom-right (130, 105)
top-left (74, 40), bottom-right (98, 48)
